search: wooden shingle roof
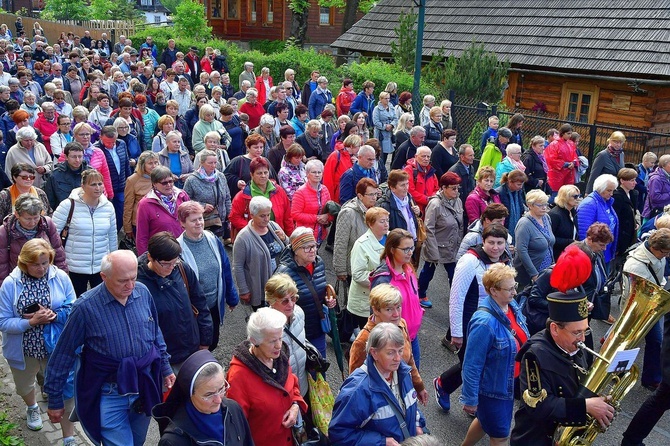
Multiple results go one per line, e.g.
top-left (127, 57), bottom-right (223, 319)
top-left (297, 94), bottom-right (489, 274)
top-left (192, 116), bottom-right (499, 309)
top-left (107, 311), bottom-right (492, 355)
top-left (331, 0), bottom-right (670, 77)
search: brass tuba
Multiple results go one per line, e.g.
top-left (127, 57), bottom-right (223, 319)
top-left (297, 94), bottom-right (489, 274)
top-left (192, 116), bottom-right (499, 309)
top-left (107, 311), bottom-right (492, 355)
top-left (554, 274), bottom-right (670, 446)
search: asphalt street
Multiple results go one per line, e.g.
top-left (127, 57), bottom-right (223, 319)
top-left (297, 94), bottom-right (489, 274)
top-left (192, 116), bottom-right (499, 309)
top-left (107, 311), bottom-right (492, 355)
top-left (139, 245), bottom-right (670, 445)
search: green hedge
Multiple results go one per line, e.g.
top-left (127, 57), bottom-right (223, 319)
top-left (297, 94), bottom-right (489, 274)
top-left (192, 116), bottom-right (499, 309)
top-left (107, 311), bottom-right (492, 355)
top-left (129, 29), bottom-right (438, 95)
top-left (249, 40), bottom-right (286, 55)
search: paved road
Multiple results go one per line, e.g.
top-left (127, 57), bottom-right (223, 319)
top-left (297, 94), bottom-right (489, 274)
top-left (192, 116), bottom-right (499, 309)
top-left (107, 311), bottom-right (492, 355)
top-left (5, 244), bottom-right (669, 445)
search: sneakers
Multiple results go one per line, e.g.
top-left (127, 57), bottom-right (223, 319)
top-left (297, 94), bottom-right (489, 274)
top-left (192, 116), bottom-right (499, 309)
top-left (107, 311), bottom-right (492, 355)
top-left (26, 405), bottom-right (43, 431)
top-left (433, 377), bottom-right (450, 411)
top-left (441, 335), bottom-right (459, 353)
top-left (63, 438), bottom-right (77, 446)
top-left (419, 298), bottom-right (433, 309)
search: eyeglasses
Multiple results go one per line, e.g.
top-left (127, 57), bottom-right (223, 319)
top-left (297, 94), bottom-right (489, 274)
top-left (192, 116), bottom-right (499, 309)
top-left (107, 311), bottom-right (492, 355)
top-left (447, 185), bottom-right (461, 191)
top-left (497, 282), bottom-right (518, 293)
top-left (571, 194), bottom-right (583, 199)
top-left (396, 246), bottom-right (415, 254)
top-left (364, 191), bottom-right (380, 197)
top-left (17, 174), bottom-right (35, 180)
top-left (301, 244), bottom-right (317, 253)
top-left (279, 295), bottom-right (299, 305)
top-left (560, 327), bottom-right (591, 338)
top-left (158, 179), bottom-right (174, 186)
top-left (77, 133), bottom-right (92, 137)
top-left (532, 203), bottom-right (548, 209)
top-left (59, 122), bottom-right (71, 126)
top-left (197, 380), bottom-right (230, 402)
top-left (157, 258), bottom-right (181, 269)
top-left (117, 126), bottom-right (129, 130)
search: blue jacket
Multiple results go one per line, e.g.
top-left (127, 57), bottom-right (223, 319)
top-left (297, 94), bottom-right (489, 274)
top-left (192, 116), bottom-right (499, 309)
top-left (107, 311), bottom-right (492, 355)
top-left (461, 296), bottom-right (529, 406)
top-left (329, 355), bottom-right (425, 445)
top-left (308, 88), bottom-right (333, 120)
top-left (576, 191), bottom-right (619, 262)
top-left (275, 249), bottom-right (327, 342)
top-left (0, 266), bottom-right (75, 370)
top-left (339, 163), bottom-right (377, 204)
top-left (97, 140), bottom-right (132, 194)
top-left (350, 91), bottom-right (375, 127)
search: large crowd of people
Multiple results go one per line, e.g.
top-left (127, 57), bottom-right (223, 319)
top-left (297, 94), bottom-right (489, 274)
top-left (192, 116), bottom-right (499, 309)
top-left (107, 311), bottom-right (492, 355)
top-left (0, 23), bottom-right (668, 446)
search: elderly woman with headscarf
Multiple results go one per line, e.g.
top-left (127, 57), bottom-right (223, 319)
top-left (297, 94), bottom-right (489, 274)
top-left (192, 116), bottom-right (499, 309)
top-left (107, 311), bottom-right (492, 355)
top-left (226, 308), bottom-right (307, 446)
top-left (152, 350), bottom-right (254, 446)
top-left (330, 323), bottom-right (426, 445)
top-left (0, 194), bottom-right (66, 286)
top-left (275, 227), bottom-right (336, 357)
top-left (5, 127), bottom-right (53, 189)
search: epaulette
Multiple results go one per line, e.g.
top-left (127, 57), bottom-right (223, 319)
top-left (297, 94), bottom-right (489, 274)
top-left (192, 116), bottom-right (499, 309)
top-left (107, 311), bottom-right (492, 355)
top-left (522, 351), bottom-right (547, 408)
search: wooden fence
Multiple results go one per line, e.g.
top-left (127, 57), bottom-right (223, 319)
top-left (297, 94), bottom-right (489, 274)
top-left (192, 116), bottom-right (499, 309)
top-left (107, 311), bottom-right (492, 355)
top-left (0, 13), bottom-right (134, 45)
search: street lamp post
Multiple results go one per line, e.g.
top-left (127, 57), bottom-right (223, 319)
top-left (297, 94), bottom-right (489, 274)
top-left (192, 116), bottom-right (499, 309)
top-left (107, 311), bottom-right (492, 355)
top-left (412, 0), bottom-right (426, 122)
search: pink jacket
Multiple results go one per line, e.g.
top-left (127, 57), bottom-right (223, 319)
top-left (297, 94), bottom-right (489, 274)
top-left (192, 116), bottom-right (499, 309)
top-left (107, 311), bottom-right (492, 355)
top-left (464, 186), bottom-right (502, 224)
top-left (135, 189), bottom-right (190, 255)
top-left (291, 182), bottom-right (332, 244)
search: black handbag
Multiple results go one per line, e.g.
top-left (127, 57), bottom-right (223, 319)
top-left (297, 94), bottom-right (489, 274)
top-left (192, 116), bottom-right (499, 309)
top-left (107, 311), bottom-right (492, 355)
top-left (293, 426), bottom-right (330, 446)
top-left (284, 326), bottom-right (330, 374)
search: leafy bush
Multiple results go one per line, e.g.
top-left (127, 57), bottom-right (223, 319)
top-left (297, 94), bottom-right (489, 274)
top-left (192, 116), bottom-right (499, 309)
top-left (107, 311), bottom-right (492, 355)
top-left (0, 412), bottom-right (23, 446)
top-left (173, 0), bottom-right (213, 42)
top-left (249, 40), bottom-right (287, 55)
top-left (340, 59), bottom-right (431, 97)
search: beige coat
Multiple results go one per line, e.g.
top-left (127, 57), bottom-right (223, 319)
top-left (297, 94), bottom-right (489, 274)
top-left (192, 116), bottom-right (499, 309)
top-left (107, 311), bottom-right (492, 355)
top-left (348, 229), bottom-right (385, 318)
top-left (421, 192), bottom-right (464, 264)
top-left (5, 142), bottom-right (54, 188)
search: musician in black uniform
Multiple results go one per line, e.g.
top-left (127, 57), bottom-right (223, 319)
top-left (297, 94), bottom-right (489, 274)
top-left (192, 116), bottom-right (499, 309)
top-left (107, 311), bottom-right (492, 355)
top-left (510, 288), bottom-right (615, 445)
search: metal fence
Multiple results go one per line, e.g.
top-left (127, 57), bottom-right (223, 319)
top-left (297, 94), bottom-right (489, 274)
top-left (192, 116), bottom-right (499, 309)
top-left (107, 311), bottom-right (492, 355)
top-left (450, 95), bottom-right (670, 170)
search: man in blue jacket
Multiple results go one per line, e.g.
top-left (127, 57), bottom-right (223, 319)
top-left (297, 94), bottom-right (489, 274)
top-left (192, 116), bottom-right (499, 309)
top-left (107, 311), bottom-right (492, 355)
top-left (350, 80), bottom-right (376, 127)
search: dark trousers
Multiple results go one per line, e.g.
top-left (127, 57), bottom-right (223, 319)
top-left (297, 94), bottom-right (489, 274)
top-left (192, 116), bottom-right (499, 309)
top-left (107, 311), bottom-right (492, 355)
top-left (417, 261), bottom-right (456, 298)
top-left (440, 335), bottom-right (466, 393)
top-left (339, 309), bottom-right (369, 345)
top-left (642, 319), bottom-right (663, 386)
top-left (69, 271), bottom-right (103, 297)
top-left (622, 382), bottom-right (670, 444)
top-left (326, 214), bottom-right (338, 246)
top-left (112, 192), bottom-right (124, 231)
top-left (209, 301), bottom-right (221, 352)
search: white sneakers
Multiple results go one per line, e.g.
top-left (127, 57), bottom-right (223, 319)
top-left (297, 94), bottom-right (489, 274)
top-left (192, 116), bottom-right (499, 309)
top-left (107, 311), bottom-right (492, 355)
top-left (26, 405), bottom-right (43, 431)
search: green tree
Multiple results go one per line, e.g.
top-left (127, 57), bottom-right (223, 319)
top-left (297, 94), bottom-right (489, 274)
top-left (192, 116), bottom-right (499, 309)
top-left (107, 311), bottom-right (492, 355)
top-left (42, 0), bottom-right (91, 21)
top-left (160, 0), bottom-right (181, 13)
top-left (90, 0), bottom-right (145, 21)
top-left (173, 0), bottom-right (212, 41)
top-left (424, 42), bottom-right (510, 104)
top-left (288, 0), bottom-right (376, 47)
top-left (390, 8), bottom-right (417, 73)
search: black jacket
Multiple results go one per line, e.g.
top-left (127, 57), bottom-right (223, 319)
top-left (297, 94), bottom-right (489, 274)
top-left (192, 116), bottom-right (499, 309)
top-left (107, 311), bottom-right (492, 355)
top-left (136, 254), bottom-right (213, 364)
top-left (376, 189), bottom-right (420, 235)
top-left (522, 149), bottom-right (549, 193)
top-left (391, 139), bottom-right (419, 170)
top-left (423, 121), bottom-right (442, 148)
top-left (548, 205), bottom-right (577, 261)
top-left (448, 161), bottom-right (476, 211)
top-left (586, 150), bottom-right (623, 194)
top-left (44, 161), bottom-right (90, 210)
top-left (430, 144), bottom-right (458, 180)
top-left (511, 330), bottom-right (589, 446)
top-left (612, 186), bottom-right (638, 255)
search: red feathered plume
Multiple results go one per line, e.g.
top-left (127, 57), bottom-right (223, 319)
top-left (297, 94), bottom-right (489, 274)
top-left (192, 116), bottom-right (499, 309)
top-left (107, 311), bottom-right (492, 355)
top-left (550, 245), bottom-right (593, 293)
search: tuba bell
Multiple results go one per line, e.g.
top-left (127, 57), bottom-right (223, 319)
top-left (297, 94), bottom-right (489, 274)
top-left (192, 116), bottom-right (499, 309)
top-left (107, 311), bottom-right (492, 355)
top-left (553, 274), bottom-right (670, 446)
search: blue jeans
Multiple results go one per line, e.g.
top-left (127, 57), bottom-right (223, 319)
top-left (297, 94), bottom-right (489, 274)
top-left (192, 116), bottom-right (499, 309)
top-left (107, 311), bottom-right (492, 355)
top-left (418, 262), bottom-right (456, 298)
top-left (642, 319), bottom-right (663, 386)
top-left (411, 337), bottom-right (421, 371)
top-left (111, 192), bottom-right (124, 231)
top-left (99, 383), bottom-right (151, 446)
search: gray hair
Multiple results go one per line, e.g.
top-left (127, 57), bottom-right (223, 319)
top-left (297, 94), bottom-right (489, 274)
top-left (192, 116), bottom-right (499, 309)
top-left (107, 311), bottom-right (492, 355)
top-left (409, 126), bottom-right (426, 137)
top-left (246, 88), bottom-right (258, 99)
top-left (247, 307), bottom-right (287, 344)
top-left (244, 61), bottom-right (254, 69)
top-left (305, 159), bottom-right (323, 173)
top-left (259, 114), bottom-right (275, 127)
top-left (241, 80), bottom-right (251, 88)
top-left (401, 434), bottom-right (442, 446)
top-left (658, 154), bottom-right (670, 168)
top-left (112, 117), bottom-right (128, 131)
top-left (41, 101), bottom-right (55, 111)
top-left (593, 174), bottom-right (618, 194)
top-left (415, 146), bottom-right (431, 156)
top-left (16, 126), bottom-right (37, 142)
top-left (14, 194), bottom-right (43, 216)
top-left (366, 322), bottom-right (405, 354)
top-left (316, 76), bottom-right (328, 84)
top-left (166, 130), bottom-right (182, 143)
top-left (100, 250), bottom-right (138, 275)
top-left (249, 196), bottom-right (272, 215)
top-left (192, 362), bottom-right (225, 396)
top-left (198, 149), bottom-right (217, 164)
top-left (358, 145), bottom-right (376, 158)
top-left (306, 119), bottom-right (321, 131)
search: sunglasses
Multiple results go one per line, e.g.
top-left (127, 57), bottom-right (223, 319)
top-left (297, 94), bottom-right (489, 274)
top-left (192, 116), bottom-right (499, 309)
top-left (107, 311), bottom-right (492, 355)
top-left (158, 179), bottom-right (174, 186)
top-left (571, 194), bottom-right (583, 199)
top-left (18, 174), bottom-right (35, 180)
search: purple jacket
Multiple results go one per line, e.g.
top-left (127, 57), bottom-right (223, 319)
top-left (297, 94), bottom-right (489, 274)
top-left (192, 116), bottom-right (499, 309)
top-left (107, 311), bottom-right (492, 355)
top-left (642, 168), bottom-right (670, 218)
top-left (135, 189), bottom-right (190, 255)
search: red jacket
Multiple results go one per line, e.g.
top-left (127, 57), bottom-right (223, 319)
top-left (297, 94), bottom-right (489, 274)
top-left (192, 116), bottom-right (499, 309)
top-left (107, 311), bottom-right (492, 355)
top-left (200, 56), bottom-right (213, 74)
top-left (254, 75), bottom-right (274, 105)
top-left (336, 87), bottom-right (356, 116)
top-left (291, 182), bottom-right (333, 243)
top-left (33, 111), bottom-right (59, 154)
top-left (465, 186), bottom-right (502, 224)
top-left (323, 142), bottom-right (354, 203)
top-left (545, 138), bottom-right (578, 191)
top-left (404, 157), bottom-right (439, 213)
top-left (226, 346), bottom-right (307, 446)
top-left (229, 180), bottom-right (294, 235)
top-left (239, 101), bottom-right (266, 129)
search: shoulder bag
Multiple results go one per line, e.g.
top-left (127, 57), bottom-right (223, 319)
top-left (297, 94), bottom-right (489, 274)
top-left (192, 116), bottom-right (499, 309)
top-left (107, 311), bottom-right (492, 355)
top-left (296, 269), bottom-right (331, 334)
top-left (59, 198), bottom-right (75, 246)
top-left (178, 263), bottom-right (200, 317)
top-left (283, 325), bottom-right (330, 374)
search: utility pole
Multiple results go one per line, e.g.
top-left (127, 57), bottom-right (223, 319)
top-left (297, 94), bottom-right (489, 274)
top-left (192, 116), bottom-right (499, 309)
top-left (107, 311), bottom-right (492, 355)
top-left (411, 0), bottom-right (426, 122)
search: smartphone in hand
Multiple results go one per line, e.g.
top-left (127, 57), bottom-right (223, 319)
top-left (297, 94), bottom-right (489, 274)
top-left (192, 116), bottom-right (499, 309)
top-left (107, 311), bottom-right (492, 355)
top-left (23, 303), bottom-right (40, 314)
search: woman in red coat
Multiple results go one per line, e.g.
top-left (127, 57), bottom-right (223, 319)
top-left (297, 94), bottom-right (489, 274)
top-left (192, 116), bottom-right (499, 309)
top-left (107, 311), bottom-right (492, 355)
top-left (323, 133), bottom-right (361, 203)
top-left (238, 89), bottom-right (266, 129)
top-left (227, 307), bottom-right (307, 446)
top-left (230, 157), bottom-right (294, 235)
top-left (291, 159), bottom-right (333, 245)
top-left (545, 123), bottom-right (578, 193)
top-left (404, 146), bottom-right (439, 214)
top-left (254, 67), bottom-right (273, 105)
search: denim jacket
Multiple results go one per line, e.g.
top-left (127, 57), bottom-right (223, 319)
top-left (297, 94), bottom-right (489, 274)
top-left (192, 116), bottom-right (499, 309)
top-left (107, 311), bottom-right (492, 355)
top-left (460, 296), bottom-right (529, 405)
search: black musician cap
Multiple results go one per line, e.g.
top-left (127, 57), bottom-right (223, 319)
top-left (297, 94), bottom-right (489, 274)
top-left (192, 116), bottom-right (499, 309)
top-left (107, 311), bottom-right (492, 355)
top-left (547, 290), bottom-right (589, 322)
